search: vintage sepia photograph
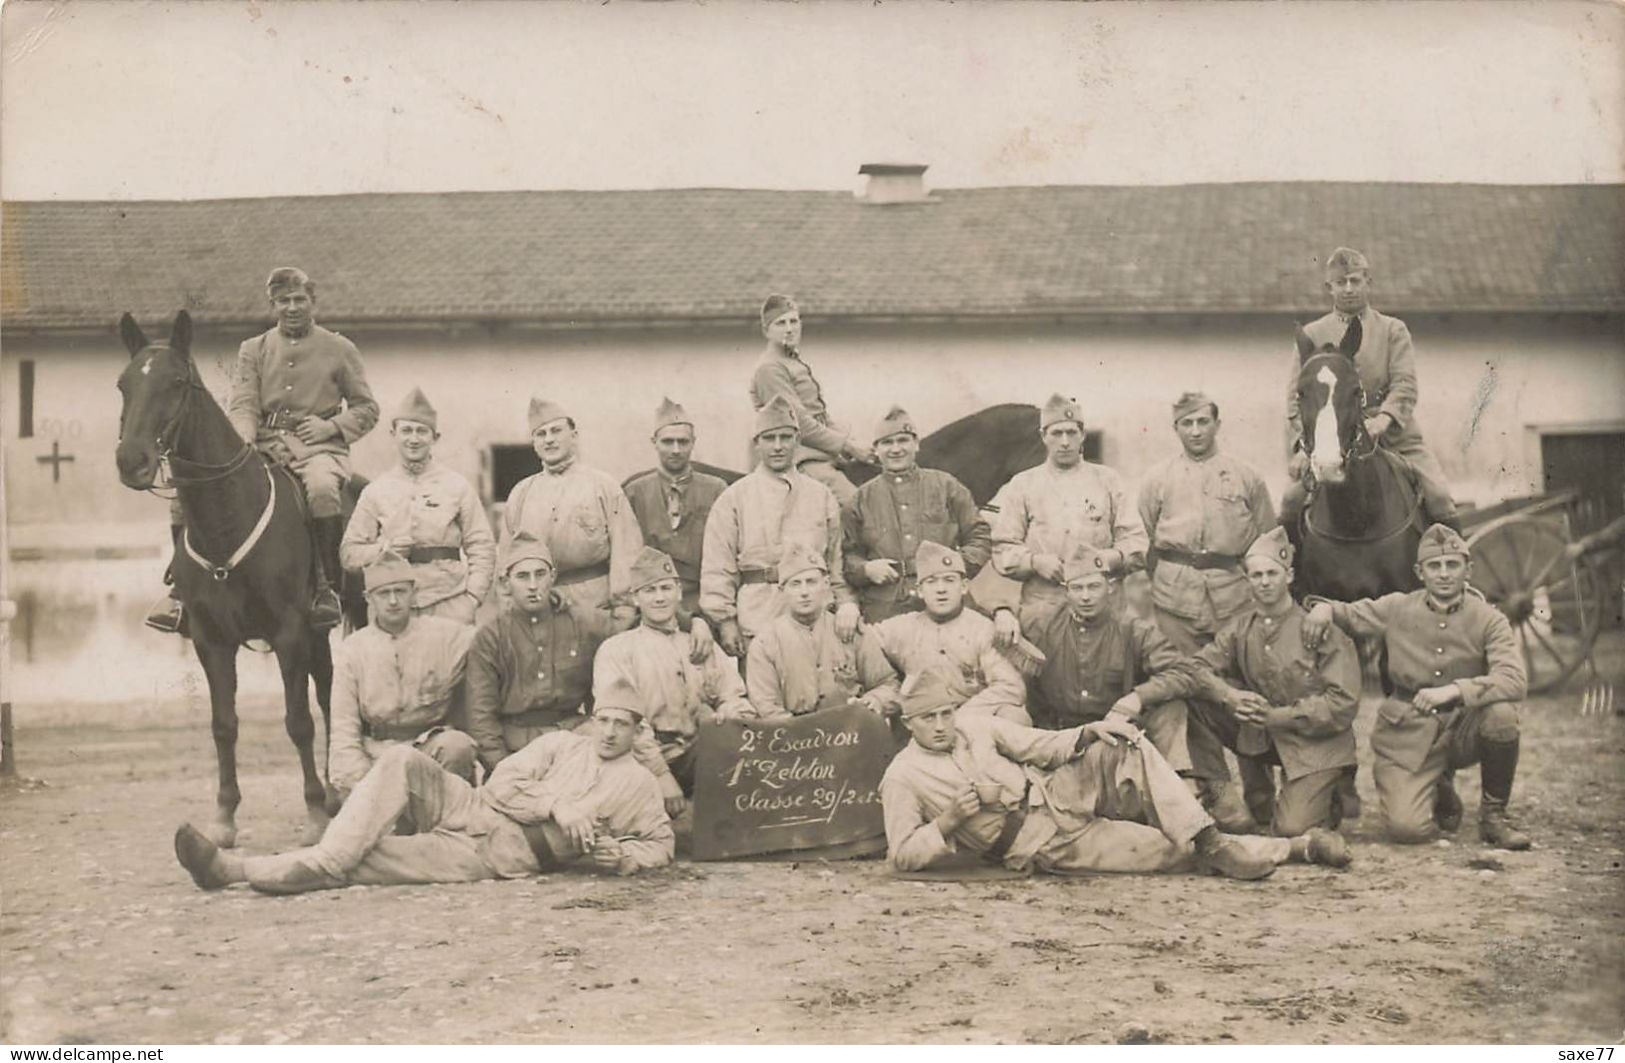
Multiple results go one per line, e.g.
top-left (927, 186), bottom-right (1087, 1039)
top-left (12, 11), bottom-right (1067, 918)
top-left (1, 0), bottom-right (1622, 1048)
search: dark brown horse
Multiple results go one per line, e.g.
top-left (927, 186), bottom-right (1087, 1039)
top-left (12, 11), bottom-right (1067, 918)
top-left (1292, 322), bottom-right (1424, 600)
top-left (674, 402), bottom-right (1047, 505)
top-left (115, 311), bottom-right (333, 847)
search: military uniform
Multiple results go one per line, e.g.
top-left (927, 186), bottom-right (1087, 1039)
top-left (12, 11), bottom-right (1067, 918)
top-left (1312, 525), bottom-right (1528, 845)
top-left (744, 543), bottom-right (900, 718)
top-left (503, 398), bottom-right (643, 620)
top-left (991, 395), bottom-right (1147, 632)
top-left (233, 716), bottom-right (674, 894)
top-left (879, 672), bottom-right (1295, 875)
top-left (843, 406), bottom-right (991, 623)
top-left (327, 557), bottom-right (478, 796)
top-left (623, 400), bottom-right (727, 617)
top-left (872, 543), bottom-right (1029, 723)
top-left (749, 294), bottom-right (860, 506)
top-left (226, 323), bottom-right (377, 520)
top-left (597, 548), bottom-right (755, 793)
top-left (1028, 596), bottom-right (1206, 776)
top-left (1189, 529), bottom-right (1362, 835)
top-left (1284, 248), bottom-right (1456, 525)
top-left (700, 399), bottom-right (853, 641)
top-left (1138, 393), bottom-right (1276, 653)
top-left (341, 389), bottom-right (495, 625)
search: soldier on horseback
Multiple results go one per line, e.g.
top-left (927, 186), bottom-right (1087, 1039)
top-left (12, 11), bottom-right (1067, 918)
top-left (144, 266), bottom-right (378, 633)
top-left (1282, 247), bottom-right (1459, 534)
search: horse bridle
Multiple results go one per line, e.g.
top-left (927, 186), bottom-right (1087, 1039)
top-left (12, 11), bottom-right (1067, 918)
top-left (135, 353), bottom-right (256, 492)
top-left (1299, 353), bottom-right (1377, 476)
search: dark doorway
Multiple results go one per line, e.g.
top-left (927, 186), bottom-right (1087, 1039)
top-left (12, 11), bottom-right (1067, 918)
top-left (1542, 431), bottom-right (1625, 627)
top-left (490, 444), bottom-right (542, 503)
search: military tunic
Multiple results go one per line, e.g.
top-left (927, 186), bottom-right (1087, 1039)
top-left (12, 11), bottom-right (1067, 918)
top-left (243, 734), bottom-right (672, 891)
top-left (842, 467), bottom-right (992, 622)
top-left (464, 599), bottom-right (614, 772)
top-left (750, 349), bottom-right (851, 468)
top-left (623, 467), bottom-right (727, 615)
top-left (1191, 604), bottom-right (1362, 835)
top-left (593, 621), bottom-right (754, 788)
top-left (1316, 589), bottom-right (1526, 841)
top-left (872, 608), bottom-right (1028, 722)
top-left (328, 617), bottom-right (478, 794)
top-left (1137, 450), bottom-right (1276, 651)
top-left (226, 325), bottom-right (378, 518)
top-left (502, 459), bottom-right (643, 618)
top-left (1028, 609), bottom-right (1207, 775)
top-left (990, 461), bottom-right (1149, 629)
top-left (341, 461), bottom-right (496, 623)
top-left (880, 714), bottom-right (1289, 875)
top-left (745, 611), bottom-right (899, 719)
top-left (699, 467), bottom-right (852, 639)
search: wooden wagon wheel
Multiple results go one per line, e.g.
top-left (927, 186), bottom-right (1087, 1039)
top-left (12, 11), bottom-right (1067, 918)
top-left (1467, 513), bottom-right (1603, 693)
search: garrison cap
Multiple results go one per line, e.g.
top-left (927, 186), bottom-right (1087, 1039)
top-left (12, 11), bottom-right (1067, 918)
top-left (266, 266), bottom-right (314, 299)
top-left (392, 387), bottom-right (438, 432)
top-left (653, 397), bottom-right (693, 435)
top-left (501, 532), bottom-right (554, 576)
top-left (777, 542), bottom-right (828, 584)
top-left (593, 678), bottom-right (647, 722)
top-left (1171, 390), bottom-right (1217, 423)
top-left (761, 293), bottom-right (799, 329)
top-left (1324, 247), bottom-right (1371, 278)
top-left (1041, 393), bottom-right (1084, 431)
top-left (915, 540), bottom-right (966, 577)
top-left (527, 397), bottom-right (572, 434)
top-left (363, 551), bottom-right (416, 591)
top-left (1416, 523), bottom-right (1470, 564)
top-left (754, 395), bottom-right (800, 438)
top-left (900, 668), bottom-right (961, 719)
top-left (628, 546), bottom-right (680, 593)
top-left (1243, 526), bottom-right (1295, 572)
top-left (1062, 546), bottom-right (1115, 584)
top-left (872, 405), bottom-right (918, 444)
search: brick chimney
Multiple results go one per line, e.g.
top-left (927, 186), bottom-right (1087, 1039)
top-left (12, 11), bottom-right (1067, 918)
top-left (856, 163), bottom-right (934, 205)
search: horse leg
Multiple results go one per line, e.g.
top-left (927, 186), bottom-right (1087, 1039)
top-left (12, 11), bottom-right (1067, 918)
top-left (273, 633), bottom-right (330, 845)
top-left (307, 627), bottom-right (342, 818)
top-left (193, 638), bottom-right (242, 848)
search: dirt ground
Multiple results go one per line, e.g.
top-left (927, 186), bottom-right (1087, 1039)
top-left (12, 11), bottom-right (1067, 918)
top-left (3, 640), bottom-right (1623, 1045)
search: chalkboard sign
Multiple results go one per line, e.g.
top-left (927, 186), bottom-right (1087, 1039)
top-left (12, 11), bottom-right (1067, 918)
top-left (690, 704), bottom-right (894, 861)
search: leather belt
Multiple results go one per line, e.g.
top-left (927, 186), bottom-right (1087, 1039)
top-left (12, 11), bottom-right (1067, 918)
top-left (739, 566), bottom-right (779, 586)
top-left (1390, 688), bottom-right (1456, 715)
top-left (262, 407), bottom-right (340, 431)
top-left (362, 720), bottom-right (429, 742)
top-left (554, 561), bottom-right (611, 587)
top-left (407, 545), bottom-right (462, 564)
top-left (1155, 547), bottom-right (1242, 571)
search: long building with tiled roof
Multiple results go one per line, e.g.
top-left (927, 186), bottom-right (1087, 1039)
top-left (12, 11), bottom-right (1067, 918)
top-left (4, 182), bottom-right (1621, 332)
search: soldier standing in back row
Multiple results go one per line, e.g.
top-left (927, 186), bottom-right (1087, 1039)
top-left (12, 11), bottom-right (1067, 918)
top-left (341, 388), bottom-right (495, 625)
top-left (843, 405), bottom-right (991, 623)
top-left (623, 398), bottom-right (727, 618)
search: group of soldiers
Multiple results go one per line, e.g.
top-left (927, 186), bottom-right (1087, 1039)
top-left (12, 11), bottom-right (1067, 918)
top-left (172, 249), bottom-right (1534, 898)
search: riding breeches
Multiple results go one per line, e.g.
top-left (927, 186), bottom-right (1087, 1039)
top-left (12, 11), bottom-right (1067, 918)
top-left (796, 458), bottom-right (857, 509)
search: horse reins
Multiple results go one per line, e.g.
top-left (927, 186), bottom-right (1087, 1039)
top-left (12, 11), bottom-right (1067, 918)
top-left (139, 353), bottom-right (279, 581)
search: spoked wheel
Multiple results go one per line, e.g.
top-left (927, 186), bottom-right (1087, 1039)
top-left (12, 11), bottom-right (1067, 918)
top-left (1467, 513), bottom-right (1604, 693)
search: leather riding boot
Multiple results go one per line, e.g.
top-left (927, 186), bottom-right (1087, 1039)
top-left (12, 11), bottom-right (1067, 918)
top-left (144, 524), bottom-right (188, 635)
top-left (1434, 771), bottom-right (1464, 833)
top-left (309, 516), bottom-right (344, 630)
top-left (1479, 737), bottom-right (1532, 850)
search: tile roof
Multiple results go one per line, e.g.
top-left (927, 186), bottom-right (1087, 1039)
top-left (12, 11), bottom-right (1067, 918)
top-left (3, 182), bottom-right (1621, 330)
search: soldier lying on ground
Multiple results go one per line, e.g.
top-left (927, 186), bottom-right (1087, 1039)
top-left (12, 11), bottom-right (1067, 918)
top-left (173, 683), bottom-right (674, 893)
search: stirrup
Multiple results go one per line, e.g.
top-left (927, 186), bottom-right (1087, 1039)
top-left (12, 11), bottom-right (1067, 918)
top-left (310, 587), bottom-right (343, 630)
top-left (145, 595), bottom-right (186, 635)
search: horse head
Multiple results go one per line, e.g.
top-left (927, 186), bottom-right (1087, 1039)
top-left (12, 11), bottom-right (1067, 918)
top-left (1294, 318), bottom-right (1367, 486)
top-left (115, 310), bottom-right (196, 489)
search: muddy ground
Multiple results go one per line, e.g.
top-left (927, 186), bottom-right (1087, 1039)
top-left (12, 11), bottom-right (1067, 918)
top-left (3, 640), bottom-right (1623, 1045)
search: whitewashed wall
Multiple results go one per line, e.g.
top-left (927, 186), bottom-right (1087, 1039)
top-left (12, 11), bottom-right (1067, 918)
top-left (3, 312), bottom-right (1621, 701)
